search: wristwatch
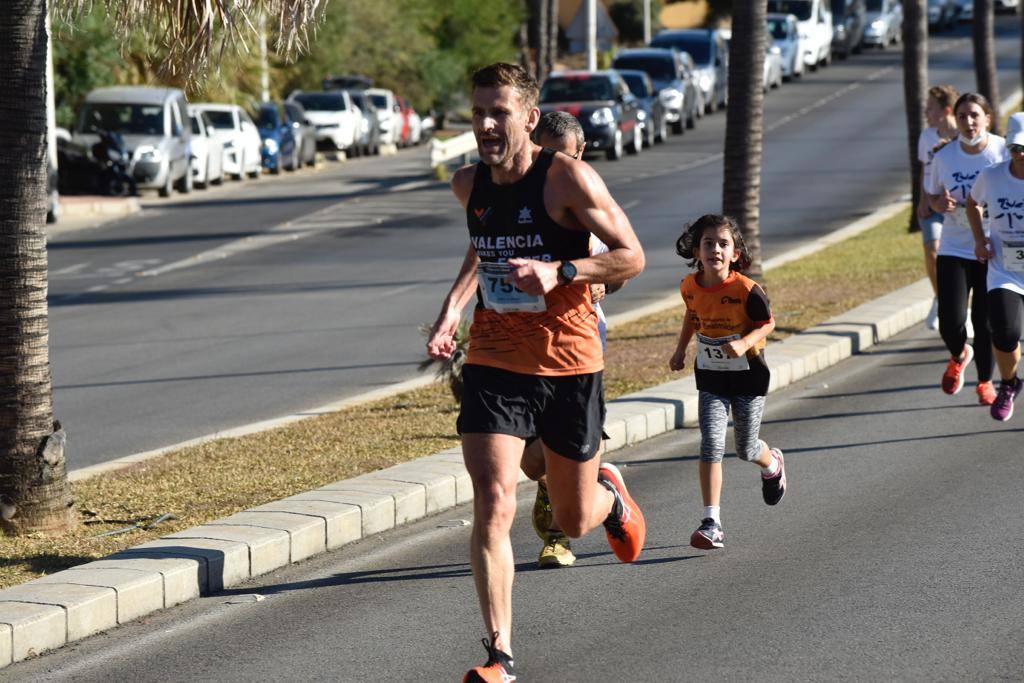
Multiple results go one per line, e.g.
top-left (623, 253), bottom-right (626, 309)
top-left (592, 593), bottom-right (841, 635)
top-left (557, 260), bottom-right (577, 285)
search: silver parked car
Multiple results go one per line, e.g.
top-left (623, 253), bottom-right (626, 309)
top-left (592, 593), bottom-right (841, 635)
top-left (188, 108), bottom-right (224, 189)
top-left (75, 86), bottom-right (192, 197)
top-left (763, 33), bottom-right (785, 92)
top-left (767, 13), bottom-right (804, 80)
top-left (862, 0), bottom-right (902, 48)
top-left (284, 100), bottom-right (317, 167)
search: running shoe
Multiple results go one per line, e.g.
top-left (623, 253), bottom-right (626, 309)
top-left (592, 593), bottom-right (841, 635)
top-left (538, 533), bottom-right (576, 569)
top-left (690, 517), bottom-right (725, 550)
top-left (941, 344), bottom-right (974, 395)
top-left (976, 381), bottom-right (997, 406)
top-left (598, 463), bottom-right (646, 563)
top-left (531, 481), bottom-right (552, 542)
top-left (761, 448), bottom-right (787, 506)
top-left (926, 298), bottom-right (939, 331)
top-left (991, 376), bottom-right (1023, 422)
top-left (464, 634), bottom-right (515, 683)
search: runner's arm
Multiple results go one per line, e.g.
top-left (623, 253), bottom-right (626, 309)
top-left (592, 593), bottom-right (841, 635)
top-left (723, 319), bottom-right (775, 359)
top-left (669, 313), bottom-right (696, 371)
top-left (966, 194), bottom-right (991, 262)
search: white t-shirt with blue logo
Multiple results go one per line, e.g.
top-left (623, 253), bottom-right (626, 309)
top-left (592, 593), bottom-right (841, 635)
top-left (926, 134), bottom-right (1007, 260)
top-left (970, 160), bottom-right (1024, 295)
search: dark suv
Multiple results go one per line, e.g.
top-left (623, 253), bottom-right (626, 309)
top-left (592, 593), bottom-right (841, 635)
top-left (612, 48), bottom-right (700, 134)
top-left (539, 71), bottom-right (643, 161)
top-left (831, 0), bottom-right (866, 58)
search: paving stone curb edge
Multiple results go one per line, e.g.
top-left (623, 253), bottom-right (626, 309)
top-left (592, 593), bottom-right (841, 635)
top-left (0, 274), bottom-right (934, 668)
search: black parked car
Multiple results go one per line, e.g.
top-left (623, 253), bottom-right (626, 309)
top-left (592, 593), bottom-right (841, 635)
top-left (612, 47), bottom-right (700, 135)
top-left (649, 29), bottom-right (729, 114)
top-left (616, 69), bottom-right (668, 147)
top-left (539, 71), bottom-right (643, 161)
top-left (831, 0), bottom-right (866, 58)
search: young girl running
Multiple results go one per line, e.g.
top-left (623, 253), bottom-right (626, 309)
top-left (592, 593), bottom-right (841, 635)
top-left (668, 214), bottom-right (786, 550)
top-left (926, 92), bottom-right (1007, 404)
top-left (917, 85), bottom-right (959, 331)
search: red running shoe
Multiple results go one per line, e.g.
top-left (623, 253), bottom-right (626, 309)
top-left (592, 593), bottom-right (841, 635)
top-left (941, 343), bottom-right (973, 395)
top-left (463, 634), bottom-right (515, 683)
top-left (598, 463), bottom-right (646, 563)
top-left (976, 381), bottom-right (997, 406)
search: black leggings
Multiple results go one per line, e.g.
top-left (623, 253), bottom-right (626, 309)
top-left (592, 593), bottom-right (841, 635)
top-left (988, 288), bottom-right (1024, 353)
top-left (936, 255), bottom-right (994, 382)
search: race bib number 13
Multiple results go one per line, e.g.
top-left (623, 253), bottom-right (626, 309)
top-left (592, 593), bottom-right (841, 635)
top-left (1001, 240), bottom-right (1024, 273)
top-left (477, 262), bottom-right (547, 313)
top-left (696, 334), bottom-right (750, 372)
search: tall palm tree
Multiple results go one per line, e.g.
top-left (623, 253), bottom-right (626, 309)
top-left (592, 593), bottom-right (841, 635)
top-left (531, 0), bottom-right (550, 82)
top-left (973, 0), bottom-right (1001, 133)
top-left (0, 0), bottom-right (323, 536)
top-left (547, 0), bottom-right (560, 76)
top-left (721, 0), bottom-right (767, 279)
top-left (902, 0), bottom-right (928, 233)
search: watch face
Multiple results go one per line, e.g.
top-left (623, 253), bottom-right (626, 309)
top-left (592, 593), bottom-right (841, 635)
top-left (561, 261), bottom-right (577, 282)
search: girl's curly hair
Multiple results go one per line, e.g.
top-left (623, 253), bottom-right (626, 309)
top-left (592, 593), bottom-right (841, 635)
top-left (675, 214), bottom-right (751, 272)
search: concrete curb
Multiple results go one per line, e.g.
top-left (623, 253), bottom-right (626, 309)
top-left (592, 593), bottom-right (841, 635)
top-left (0, 273), bottom-right (935, 668)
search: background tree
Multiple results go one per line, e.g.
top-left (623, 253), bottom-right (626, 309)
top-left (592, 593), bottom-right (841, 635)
top-left (547, 0), bottom-right (560, 75)
top-left (721, 0), bottom-right (767, 279)
top-left (973, 0), bottom-right (1001, 133)
top-left (902, 0), bottom-right (927, 233)
top-left (530, 0), bottom-right (551, 82)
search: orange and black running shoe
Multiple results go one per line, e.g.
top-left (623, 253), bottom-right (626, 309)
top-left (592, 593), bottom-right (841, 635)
top-left (598, 462), bottom-right (646, 563)
top-left (463, 634), bottom-right (515, 683)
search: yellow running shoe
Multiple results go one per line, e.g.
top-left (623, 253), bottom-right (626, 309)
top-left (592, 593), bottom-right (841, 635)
top-left (538, 534), bottom-right (576, 569)
top-left (531, 481), bottom-right (552, 542)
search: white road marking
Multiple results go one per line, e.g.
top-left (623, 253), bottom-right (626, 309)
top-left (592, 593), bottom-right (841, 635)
top-left (621, 199), bottom-right (640, 210)
top-left (51, 262), bottom-right (91, 277)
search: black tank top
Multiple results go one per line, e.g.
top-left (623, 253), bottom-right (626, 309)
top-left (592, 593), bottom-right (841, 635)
top-left (463, 147), bottom-right (603, 376)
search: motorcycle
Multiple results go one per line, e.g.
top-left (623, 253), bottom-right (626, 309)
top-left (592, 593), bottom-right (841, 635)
top-left (57, 128), bottom-right (137, 196)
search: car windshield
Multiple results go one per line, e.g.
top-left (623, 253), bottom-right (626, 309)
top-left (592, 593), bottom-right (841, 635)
top-left (612, 56), bottom-right (676, 81)
top-left (649, 34), bottom-right (711, 64)
top-left (540, 77), bottom-right (615, 103)
top-left (292, 93), bottom-right (347, 111)
top-left (865, 0), bottom-right (883, 9)
top-left (201, 110), bottom-right (236, 129)
top-left (766, 1), bottom-right (813, 21)
top-left (78, 103), bottom-right (164, 135)
top-left (370, 94), bottom-right (388, 109)
top-left (257, 107), bottom-right (281, 128)
top-left (767, 17), bottom-right (792, 39)
top-left (620, 73), bottom-right (649, 97)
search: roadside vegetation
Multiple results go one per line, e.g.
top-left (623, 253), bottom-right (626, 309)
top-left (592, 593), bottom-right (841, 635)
top-left (0, 207), bottom-right (923, 588)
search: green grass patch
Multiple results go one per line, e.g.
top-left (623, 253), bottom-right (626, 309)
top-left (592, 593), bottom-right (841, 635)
top-left (0, 207), bottom-right (923, 588)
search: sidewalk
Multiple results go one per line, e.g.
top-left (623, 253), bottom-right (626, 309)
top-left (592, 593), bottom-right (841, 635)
top-left (0, 265), bottom-right (934, 669)
top-left (49, 195), bottom-right (141, 236)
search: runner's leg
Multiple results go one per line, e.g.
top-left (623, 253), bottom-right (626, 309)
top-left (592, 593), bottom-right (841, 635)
top-left (698, 391), bottom-right (728, 509)
top-left (543, 444), bottom-right (613, 538)
top-left (967, 259), bottom-right (994, 382)
top-left (989, 288), bottom-right (1023, 380)
top-left (462, 432), bottom-right (525, 655)
top-left (936, 255), bottom-right (969, 358)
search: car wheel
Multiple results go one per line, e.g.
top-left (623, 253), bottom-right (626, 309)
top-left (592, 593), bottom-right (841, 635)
top-left (159, 171), bottom-right (173, 197)
top-left (606, 130), bottom-right (623, 160)
top-left (628, 126), bottom-right (642, 154)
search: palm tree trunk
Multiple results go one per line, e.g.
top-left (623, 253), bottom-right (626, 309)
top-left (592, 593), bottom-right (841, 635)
top-left (721, 0), bottom-right (767, 279)
top-left (902, 0), bottom-right (928, 233)
top-left (974, 0), bottom-right (1001, 133)
top-left (0, 0), bottom-right (75, 535)
top-left (530, 0), bottom-right (550, 82)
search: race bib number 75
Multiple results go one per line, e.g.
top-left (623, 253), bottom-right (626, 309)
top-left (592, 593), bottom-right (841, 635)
top-left (477, 262), bottom-right (547, 313)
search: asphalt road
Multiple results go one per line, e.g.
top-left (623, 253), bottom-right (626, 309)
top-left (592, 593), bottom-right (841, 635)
top-left (12, 325), bottom-right (1023, 681)
top-left (48, 18), bottom-right (1024, 468)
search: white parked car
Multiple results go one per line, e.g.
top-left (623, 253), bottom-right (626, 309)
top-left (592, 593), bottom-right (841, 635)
top-left (191, 103), bottom-right (262, 180)
top-left (366, 88), bottom-right (399, 146)
top-left (763, 39), bottom-right (785, 92)
top-left (767, 13), bottom-right (804, 80)
top-left (862, 0), bottom-right (902, 48)
top-left (768, 0), bottom-right (832, 71)
top-left (289, 90), bottom-right (360, 154)
top-left (188, 108), bottom-right (224, 188)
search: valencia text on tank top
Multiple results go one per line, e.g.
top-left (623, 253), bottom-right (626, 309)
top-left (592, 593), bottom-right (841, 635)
top-left (465, 147), bottom-right (603, 376)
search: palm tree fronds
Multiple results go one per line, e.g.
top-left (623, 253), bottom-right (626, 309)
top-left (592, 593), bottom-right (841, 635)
top-left (50, 0), bottom-right (326, 87)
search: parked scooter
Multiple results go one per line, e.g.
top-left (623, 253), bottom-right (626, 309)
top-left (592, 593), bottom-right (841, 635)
top-left (57, 128), bottom-right (137, 196)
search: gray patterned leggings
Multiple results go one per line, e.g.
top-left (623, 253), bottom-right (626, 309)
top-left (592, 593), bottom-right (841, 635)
top-left (698, 391), bottom-right (767, 464)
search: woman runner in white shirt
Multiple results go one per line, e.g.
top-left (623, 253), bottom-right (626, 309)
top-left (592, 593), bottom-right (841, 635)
top-left (966, 112), bottom-right (1024, 421)
top-left (926, 93), bottom-right (1006, 405)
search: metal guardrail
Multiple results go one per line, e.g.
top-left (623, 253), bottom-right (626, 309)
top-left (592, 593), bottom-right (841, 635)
top-left (429, 131), bottom-right (477, 169)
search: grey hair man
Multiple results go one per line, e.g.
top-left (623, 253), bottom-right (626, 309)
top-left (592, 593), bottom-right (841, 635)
top-left (533, 110), bottom-right (586, 159)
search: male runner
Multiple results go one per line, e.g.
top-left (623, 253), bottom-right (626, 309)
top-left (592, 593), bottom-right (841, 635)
top-left (523, 110), bottom-right (624, 569)
top-left (426, 63), bottom-right (646, 682)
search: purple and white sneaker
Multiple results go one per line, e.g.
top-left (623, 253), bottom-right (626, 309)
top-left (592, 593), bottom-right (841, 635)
top-left (690, 518), bottom-right (725, 550)
top-left (991, 377), bottom-right (1023, 422)
top-left (761, 448), bottom-right (787, 506)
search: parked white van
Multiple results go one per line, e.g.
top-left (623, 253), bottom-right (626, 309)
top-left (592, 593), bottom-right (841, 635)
top-left (75, 86), bottom-right (193, 196)
top-left (767, 0), bottom-right (832, 70)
